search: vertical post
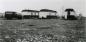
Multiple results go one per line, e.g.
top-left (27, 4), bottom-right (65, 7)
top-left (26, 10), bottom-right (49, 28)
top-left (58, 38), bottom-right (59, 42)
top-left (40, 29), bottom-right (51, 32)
top-left (31, 12), bottom-right (32, 18)
top-left (55, 12), bottom-right (56, 16)
top-left (67, 11), bottom-right (70, 16)
top-left (35, 12), bottom-right (36, 16)
top-left (38, 12), bottom-right (39, 19)
top-left (61, 6), bottom-right (65, 19)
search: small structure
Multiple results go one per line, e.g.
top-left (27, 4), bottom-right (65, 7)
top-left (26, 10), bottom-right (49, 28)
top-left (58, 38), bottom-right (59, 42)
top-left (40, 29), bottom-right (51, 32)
top-left (64, 8), bottom-right (77, 20)
top-left (39, 9), bottom-right (57, 19)
top-left (21, 9), bottom-right (39, 19)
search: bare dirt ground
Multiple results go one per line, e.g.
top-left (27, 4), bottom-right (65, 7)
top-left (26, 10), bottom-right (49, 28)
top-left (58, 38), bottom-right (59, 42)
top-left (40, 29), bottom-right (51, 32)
top-left (0, 18), bottom-right (85, 42)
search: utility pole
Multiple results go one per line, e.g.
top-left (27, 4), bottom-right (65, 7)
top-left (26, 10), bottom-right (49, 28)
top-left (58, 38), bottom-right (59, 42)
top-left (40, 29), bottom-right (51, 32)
top-left (61, 6), bottom-right (65, 19)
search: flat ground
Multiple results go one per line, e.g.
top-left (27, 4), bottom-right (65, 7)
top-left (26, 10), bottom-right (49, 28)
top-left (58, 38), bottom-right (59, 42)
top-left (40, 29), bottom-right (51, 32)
top-left (0, 18), bottom-right (85, 42)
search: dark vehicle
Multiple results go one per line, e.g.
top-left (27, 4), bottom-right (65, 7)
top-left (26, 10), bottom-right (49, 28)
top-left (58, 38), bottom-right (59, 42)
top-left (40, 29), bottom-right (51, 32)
top-left (5, 11), bottom-right (22, 20)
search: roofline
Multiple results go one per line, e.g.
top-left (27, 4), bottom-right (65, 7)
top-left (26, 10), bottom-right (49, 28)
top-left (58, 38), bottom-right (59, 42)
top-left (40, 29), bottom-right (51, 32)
top-left (22, 10), bottom-right (39, 12)
top-left (40, 9), bottom-right (57, 12)
top-left (40, 11), bottom-right (57, 13)
top-left (5, 11), bottom-right (17, 13)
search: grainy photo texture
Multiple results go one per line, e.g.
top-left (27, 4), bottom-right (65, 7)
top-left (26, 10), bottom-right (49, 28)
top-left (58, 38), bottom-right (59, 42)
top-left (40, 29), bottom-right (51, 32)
top-left (0, 0), bottom-right (86, 42)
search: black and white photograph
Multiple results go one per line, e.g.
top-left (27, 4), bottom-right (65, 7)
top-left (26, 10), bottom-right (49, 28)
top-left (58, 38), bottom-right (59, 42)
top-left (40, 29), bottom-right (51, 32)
top-left (0, 0), bottom-right (86, 42)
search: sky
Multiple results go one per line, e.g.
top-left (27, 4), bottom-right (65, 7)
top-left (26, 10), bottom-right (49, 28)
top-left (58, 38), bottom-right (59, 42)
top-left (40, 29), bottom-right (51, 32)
top-left (0, 0), bottom-right (86, 16)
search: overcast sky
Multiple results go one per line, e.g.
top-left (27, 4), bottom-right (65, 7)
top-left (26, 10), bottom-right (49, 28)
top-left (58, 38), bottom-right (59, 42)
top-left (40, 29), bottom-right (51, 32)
top-left (0, 0), bottom-right (86, 16)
